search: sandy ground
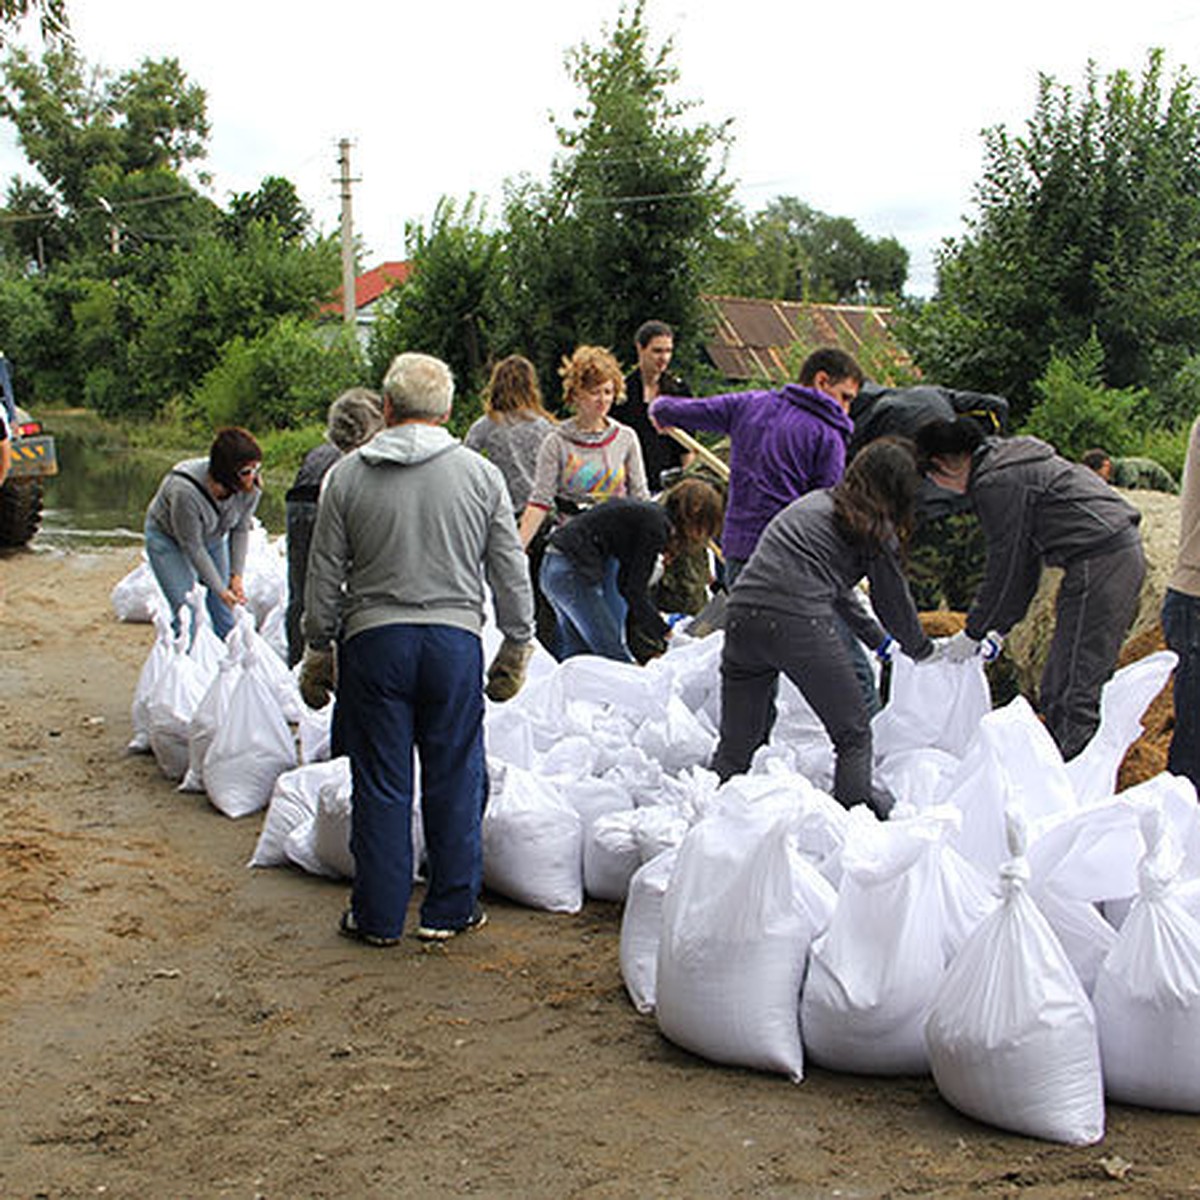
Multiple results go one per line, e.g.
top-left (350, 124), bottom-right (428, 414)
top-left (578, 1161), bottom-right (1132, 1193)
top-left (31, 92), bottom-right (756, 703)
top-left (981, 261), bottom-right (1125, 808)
top-left (3, 545), bottom-right (1200, 1200)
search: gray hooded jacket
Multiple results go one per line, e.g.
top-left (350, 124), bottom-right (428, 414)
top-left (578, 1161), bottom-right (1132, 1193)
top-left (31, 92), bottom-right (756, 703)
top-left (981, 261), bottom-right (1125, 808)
top-left (302, 424), bottom-right (534, 649)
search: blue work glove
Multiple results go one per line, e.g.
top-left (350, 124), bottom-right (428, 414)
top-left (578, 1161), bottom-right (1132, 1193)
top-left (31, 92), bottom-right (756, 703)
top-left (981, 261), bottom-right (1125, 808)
top-left (874, 635), bottom-right (895, 663)
top-left (980, 630), bottom-right (1005, 663)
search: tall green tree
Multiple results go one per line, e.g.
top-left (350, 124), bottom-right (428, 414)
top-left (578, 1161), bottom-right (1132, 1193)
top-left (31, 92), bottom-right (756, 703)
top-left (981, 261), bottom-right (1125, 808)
top-left (494, 0), bottom-right (732, 393)
top-left (709, 196), bottom-right (908, 303)
top-left (906, 51), bottom-right (1200, 423)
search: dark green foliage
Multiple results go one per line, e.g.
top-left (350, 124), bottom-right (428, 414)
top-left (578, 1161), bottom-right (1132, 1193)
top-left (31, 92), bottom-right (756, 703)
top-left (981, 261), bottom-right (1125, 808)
top-left (223, 176), bottom-right (310, 246)
top-left (907, 52), bottom-right (1200, 424)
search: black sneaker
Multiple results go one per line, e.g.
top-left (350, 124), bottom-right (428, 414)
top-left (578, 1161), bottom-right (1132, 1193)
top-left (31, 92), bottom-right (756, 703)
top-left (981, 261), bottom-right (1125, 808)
top-left (415, 903), bottom-right (488, 942)
top-left (338, 909), bottom-right (402, 948)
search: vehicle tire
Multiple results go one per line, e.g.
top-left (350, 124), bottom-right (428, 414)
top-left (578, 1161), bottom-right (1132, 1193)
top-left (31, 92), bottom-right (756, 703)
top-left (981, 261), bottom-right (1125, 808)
top-left (0, 477), bottom-right (44, 547)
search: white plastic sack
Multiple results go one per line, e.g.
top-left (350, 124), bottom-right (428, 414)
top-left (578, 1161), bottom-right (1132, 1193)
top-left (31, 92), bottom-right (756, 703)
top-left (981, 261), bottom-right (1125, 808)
top-left (873, 654), bottom-right (991, 760)
top-left (584, 806), bottom-right (689, 902)
top-left (925, 816), bottom-right (1105, 1145)
top-left (204, 651), bottom-right (297, 819)
top-left (297, 699), bottom-right (333, 765)
top-left (111, 558), bottom-right (166, 624)
top-left (179, 653), bottom-right (240, 793)
top-left (482, 761), bottom-right (583, 913)
top-left (620, 847), bottom-right (678, 1015)
top-left (250, 757), bottom-right (351, 868)
top-left (1094, 809), bottom-right (1200, 1111)
top-left (311, 777), bottom-right (355, 879)
top-left (129, 613), bottom-right (174, 752)
top-left (147, 623), bottom-right (208, 781)
top-left (632, 694), bottom-right (715, 774)
top-left (655, 805), bottom-right (836, 1082)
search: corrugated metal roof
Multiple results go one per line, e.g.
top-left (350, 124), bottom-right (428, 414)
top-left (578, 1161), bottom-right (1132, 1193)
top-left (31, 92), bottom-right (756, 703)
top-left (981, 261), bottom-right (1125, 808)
top-left (700, 294), bottom-right (908, 382)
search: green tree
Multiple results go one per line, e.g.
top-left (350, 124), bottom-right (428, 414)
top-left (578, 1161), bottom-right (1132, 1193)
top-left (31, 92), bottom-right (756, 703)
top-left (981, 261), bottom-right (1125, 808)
top-left (223, 176), bottom-right (310, 246)
top-left (907, 51), bottom-right (1200, 423)
top-left (494, 0), bottom-right (732, 393)
top-left (0, 0), bottom-right (67, 44)
top-left (366, 194), bottom-right (499, 404)
top-left (709, 196), bottom-right (908, 303)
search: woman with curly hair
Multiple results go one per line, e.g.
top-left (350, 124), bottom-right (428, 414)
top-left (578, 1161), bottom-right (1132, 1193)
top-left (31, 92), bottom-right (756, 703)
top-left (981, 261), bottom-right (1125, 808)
top-left (540, 477), bottom-right (724, 663)
top-left (517, 345), bottom-right (649, 548)
top-left (464, 355), bottom-right (556, 516)
top-left (711, 437), bottom-right (936, 813)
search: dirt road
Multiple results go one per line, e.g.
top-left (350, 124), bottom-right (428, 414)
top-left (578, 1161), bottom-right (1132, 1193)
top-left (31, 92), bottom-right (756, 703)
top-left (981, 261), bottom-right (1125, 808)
top-left (2, 546), bottom-right (1198, 1199)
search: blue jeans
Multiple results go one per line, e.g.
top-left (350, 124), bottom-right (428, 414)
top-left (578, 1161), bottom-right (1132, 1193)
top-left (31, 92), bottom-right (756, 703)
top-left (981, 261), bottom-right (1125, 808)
top-left (332, 624), bottom-right (487, 939)
top-left (539, 548), bottom-right (632, 662)
top-left (1163, 587), bottom-right (1200, 792)
top-left (144, 522), bottom-right (234, 640)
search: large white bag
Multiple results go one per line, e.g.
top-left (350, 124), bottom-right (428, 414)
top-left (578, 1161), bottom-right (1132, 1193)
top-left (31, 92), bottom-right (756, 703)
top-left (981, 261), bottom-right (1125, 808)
top-left (179, 653), bottom-right (240, 794)
top-left (204, 649), bottom-right (297, 819)
top-left (873, 654), bottom-right (991, 760)
top-left (655, 804), bottom-right (836, 1082)
top-left (584, 805), bottom-right (689, 902)
top-left (129, 613), bottom-right (174, 752)
top-left (1094, 809), bottom-right (1200, 1111)
top-left (311, 778), bottom-right (356, 879)
top-left (925, 816), bottom-right (1105, 1145)
top-left (250, 758), bottom-right (351, 868)
top-left (147, 624), bottom-right (209, 781)
top-left (482, 761), bottom-right (583, 913)
top-left (111, 558), bottom-right (166, 624)
top-left (620, 847), bottom-right (678, 1015)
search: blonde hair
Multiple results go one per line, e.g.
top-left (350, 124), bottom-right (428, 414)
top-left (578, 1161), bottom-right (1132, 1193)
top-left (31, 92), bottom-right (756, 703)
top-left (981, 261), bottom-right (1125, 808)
top-left (483, 355), bottom-right (555, 423)
top-left (559, 345), bottom-right (626, 409)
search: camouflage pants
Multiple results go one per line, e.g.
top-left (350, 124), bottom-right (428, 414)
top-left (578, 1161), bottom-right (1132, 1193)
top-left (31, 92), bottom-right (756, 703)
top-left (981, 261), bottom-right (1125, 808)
top-left (905, 513), bottom-right (986, 613)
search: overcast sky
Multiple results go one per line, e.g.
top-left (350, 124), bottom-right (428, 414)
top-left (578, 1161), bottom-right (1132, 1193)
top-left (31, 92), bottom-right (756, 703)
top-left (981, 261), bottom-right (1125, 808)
top-left (2, 0), bottom-right (1198, 296)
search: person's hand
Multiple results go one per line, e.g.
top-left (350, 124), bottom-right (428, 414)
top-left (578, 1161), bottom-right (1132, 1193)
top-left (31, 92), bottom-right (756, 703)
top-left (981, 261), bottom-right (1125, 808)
top-left (227, 573), bottom-right (246, 604)
top-left (980, 630), bottom-right (1005, 662)
top-left (942, 630), bottom-right (981, 663)
top-left (874, 635), bottom-right (895, 663)
top-left (485, 638), bottom-right (534, 702)
top-left (300, 645), bottom-right (336, 709)
top-left (217, 587), bottom-right (239, 609)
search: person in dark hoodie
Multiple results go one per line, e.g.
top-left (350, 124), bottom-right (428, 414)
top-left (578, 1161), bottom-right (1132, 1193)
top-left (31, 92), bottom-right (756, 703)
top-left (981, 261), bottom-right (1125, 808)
top-left (915, 416), bottom-right (1145, 760)
top-left (650, 346), bottom-right (861, 586)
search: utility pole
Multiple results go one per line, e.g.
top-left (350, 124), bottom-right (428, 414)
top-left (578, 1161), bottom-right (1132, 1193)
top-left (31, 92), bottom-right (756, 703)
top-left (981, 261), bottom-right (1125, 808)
top-left (338, 139), bottom-right (358, 328)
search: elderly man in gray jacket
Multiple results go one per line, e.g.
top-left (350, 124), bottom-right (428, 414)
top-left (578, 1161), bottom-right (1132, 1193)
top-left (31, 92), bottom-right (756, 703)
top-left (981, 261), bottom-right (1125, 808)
top-left (300, 352), bottom-right (535, 946)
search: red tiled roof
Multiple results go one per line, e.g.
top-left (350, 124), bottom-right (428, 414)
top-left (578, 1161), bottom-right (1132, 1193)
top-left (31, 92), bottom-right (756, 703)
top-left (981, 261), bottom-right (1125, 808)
top-left (322, 260), bottom-right (411, 315)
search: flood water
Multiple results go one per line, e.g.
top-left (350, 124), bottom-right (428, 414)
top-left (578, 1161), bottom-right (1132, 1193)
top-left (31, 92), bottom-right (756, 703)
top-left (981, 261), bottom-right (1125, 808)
top-left (37, 415), bottom-right (286, 551)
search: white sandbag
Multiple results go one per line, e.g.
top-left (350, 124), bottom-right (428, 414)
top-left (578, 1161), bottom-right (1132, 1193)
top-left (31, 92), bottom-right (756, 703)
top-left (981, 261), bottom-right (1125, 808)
top-left (539, 734), bottom-right (603, 780)
top-left (482, 760), bottom-right (583, 913)
top-left (655, 803), bottom-right (836, 1082)
top-left (147, 622), bottom-right (208, 781)
top-left (620, 847), bottom-right (679, 1014)
top-left (559, 775), bottom-right (632, 840)
top-left (111, 558), bottom-right (166, 623)
top-left (925, 815), bottom-right (1105, 1145)
top-left (584, 805), bottom-right (689, 902)
top-left (258, 599), bottom-right (289, 663)
top-left (943, 696), bottom-right (1077, 875)
top-left (297, 699), bottom-right (333, 765)
top-left (311, 777), bottom-right (355, 879)
top-left (242, 522), bottom-right (288, 627)
top-left (249, 757), bottom-right (351, 868)
top-left (874, 747), bottom-right (962, 813)
top-left (204, 648), bottom-right (297, 819)
top-left (873, 654), bottom-right (991, 760)
top-left (484, 700), bottom-right (537, 768)
top-left (802, 808), bottom-right (975, 1076)
top-left (129, 612), bottom-right (174, 752)
top-left (1094, 809), bottom-right (1200, 1111)
top-left (185, 590), bottom-right (226, 682)
top-left (231, 608), bottom-right (301, 721)
top-left (179, 652), bottom-right (240, 793)
top-left (1066, 651), bottom-right (1177, 806)
top-left (632, 693), bottom-right (715, 774)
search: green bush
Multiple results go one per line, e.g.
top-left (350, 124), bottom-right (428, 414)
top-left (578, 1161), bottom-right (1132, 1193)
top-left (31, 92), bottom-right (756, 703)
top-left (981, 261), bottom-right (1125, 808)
top-left (1021, 333), bottom-right (1146, 460)
top-left (192, 317), bottom-right (367, 431)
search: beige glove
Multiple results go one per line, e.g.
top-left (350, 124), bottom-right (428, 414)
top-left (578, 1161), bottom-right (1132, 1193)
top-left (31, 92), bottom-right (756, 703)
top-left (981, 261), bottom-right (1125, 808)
top-left (485, 638), bottom-right (534, 702)
top-left (300, 645), bottom-right (336, 709)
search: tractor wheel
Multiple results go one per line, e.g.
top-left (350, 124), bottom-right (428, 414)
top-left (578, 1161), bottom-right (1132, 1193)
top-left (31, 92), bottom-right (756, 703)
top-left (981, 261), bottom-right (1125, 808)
top-left (0, 477), bottom-right (44, 547)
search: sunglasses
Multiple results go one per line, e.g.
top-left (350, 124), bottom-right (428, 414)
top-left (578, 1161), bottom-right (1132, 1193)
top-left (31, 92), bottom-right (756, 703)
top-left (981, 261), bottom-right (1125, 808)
top-left (238, 463), bottom-right (262, 480)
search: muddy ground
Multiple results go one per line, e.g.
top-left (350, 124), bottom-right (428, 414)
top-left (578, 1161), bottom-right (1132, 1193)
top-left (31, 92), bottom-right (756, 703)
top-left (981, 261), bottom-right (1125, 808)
top-left (2, 546), bottom-right (1199, 1200)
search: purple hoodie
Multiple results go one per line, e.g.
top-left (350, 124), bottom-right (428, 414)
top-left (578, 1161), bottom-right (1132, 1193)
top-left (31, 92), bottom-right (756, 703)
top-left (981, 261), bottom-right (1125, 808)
top-left (650, 384), bottom-right (853, 560)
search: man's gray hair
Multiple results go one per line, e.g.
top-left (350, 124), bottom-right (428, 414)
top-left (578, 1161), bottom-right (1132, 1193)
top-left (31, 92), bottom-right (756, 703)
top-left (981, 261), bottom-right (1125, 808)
top-left (327, 388), bottom-right (384, 451)
top-left (382, 352), bottom-right (455, 420)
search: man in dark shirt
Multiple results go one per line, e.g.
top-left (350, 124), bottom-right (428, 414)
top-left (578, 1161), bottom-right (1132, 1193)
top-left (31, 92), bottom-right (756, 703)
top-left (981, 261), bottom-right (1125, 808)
top-left (622, 320), bottom-right (693, 493)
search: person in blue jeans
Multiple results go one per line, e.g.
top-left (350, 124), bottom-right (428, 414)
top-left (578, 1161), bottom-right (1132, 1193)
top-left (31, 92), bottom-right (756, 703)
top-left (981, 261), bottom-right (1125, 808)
top-left (300, 352), bottom-right (535, 946)
top-left (1162, 415), bottom-right (1200, 792)
top-left (539, 479), bottom-right (723, 663)
top-left (143, 427), bottom-right (263, 640)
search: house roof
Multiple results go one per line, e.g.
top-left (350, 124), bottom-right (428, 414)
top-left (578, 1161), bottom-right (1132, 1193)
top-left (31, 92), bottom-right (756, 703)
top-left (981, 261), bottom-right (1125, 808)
top-left (701, 294), bottom-right (909, 382)
top-left (322, 260), bottom-right (411, 316)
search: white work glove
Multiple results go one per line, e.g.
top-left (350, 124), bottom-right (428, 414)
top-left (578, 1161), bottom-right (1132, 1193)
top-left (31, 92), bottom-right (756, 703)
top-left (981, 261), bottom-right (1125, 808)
top-left (299, 645), bottom-right (336, 709)
top-left (980, 630), bottom-right (1005, 663)
top-left (874, 635), bottom-right (895, 663)
top-left (941, 630), bottom-right (981, 663)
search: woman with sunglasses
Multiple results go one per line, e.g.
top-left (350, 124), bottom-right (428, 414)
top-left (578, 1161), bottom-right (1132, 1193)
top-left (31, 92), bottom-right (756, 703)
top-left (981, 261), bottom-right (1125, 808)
top-left (144, 426), bottom-right (263, 640)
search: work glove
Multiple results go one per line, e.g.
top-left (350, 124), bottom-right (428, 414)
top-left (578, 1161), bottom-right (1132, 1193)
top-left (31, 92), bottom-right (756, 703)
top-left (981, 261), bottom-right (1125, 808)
top-left (299, 645), bottom-right (336, 710)
top-left (941, 629), bottom-right (981, 663)
top-left (980, 629), bottom-right (1005, 663)
top-left (485, 638), bottom-right (534, 702)
top-left (874, 634), bottom-right (895, 663)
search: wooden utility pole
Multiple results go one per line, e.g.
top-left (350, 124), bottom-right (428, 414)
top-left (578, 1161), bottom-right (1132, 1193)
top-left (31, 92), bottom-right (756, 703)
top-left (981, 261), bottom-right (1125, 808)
top-left (338, 139), bottom-right (357, 327)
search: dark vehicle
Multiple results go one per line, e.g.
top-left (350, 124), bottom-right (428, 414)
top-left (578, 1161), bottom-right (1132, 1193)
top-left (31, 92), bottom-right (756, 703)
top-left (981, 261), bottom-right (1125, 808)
top-left (1, 354), bottom-right (58, 547)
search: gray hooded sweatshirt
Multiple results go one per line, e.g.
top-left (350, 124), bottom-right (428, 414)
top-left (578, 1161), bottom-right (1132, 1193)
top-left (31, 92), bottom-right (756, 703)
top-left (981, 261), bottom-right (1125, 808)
top-left (302, 423), bottom-right (534, 649)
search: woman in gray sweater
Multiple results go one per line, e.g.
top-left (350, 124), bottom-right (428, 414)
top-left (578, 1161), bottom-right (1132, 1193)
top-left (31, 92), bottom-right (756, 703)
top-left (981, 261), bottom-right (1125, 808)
top-left (144, 426), bottom-right (263, 640)
top-left (711, 438), bottom-right (935, 813)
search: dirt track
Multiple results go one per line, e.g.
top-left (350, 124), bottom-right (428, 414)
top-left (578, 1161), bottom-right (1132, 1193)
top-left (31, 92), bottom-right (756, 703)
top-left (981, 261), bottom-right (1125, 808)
top-left (2, 546), bottom-right (1199, 1199)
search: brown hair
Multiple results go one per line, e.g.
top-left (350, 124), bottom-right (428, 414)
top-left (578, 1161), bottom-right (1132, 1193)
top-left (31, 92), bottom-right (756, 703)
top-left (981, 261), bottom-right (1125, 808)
top-left (799, 346), bottom-right (864, 388)
top-left (208, 427), bottom-right (262, 491)
top-left (559, 345), bottom-right (626, 408)
top-left (832, 436), bottom-right (920, 548)
top-left (663, 477), bottom-right (724, 559)
top-left (483, 355), bottom-right (555, 423)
